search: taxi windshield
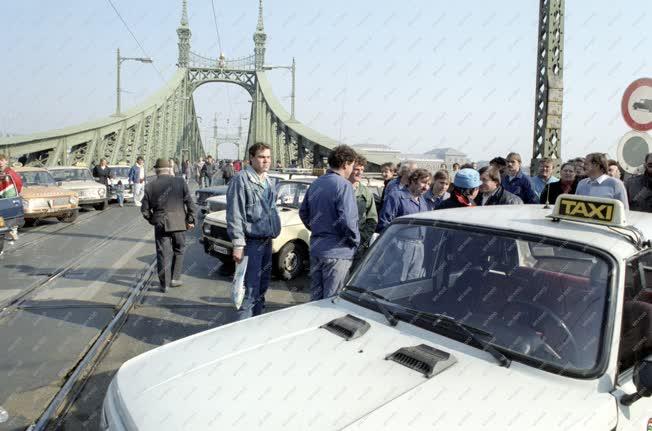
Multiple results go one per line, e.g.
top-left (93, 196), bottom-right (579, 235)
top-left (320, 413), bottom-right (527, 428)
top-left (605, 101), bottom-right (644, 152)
top-left (19, 171), bottom-right (57, 186)
top-left (346, 222), bottom-right (612, 375)
top-left (51, 169), bottom-right (94, 182)
top-left (276, 182), bottom-right (310, 208)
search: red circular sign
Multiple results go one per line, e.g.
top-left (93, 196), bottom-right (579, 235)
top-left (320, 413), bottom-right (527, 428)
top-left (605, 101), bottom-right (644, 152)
top-left (621, 78), bottom-right (652, 131)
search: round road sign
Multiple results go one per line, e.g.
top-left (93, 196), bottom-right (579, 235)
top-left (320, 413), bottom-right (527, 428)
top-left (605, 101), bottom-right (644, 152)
top-left (621, 78), bottom-right (652, 131)
top-left (617, 130), bottom-right (652, 174)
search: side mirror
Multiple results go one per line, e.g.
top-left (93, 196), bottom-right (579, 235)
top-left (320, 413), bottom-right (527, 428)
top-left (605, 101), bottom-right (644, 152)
top-left (621, 355), bottom-right (652, 406)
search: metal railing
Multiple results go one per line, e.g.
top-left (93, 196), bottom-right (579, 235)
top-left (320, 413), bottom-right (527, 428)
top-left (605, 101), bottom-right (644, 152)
top-left (188, 52), bottom-right (256, 70)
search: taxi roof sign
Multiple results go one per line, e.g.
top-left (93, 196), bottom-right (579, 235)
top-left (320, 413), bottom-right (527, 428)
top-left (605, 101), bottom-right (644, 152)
top-left (548, 194), bottom-right (627, 227)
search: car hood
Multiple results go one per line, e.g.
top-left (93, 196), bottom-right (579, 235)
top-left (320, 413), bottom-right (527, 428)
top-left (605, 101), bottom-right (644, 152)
top-left (21, 186), bottom-right (76, 198)
top-left (196, 186), bottom-right (228, 194)
top-left (204, 208), bottom-right (302, 228)
top-left (113, 300), bottom-right (616, 431)
top-left (57, 180), bottom-right (104, 191)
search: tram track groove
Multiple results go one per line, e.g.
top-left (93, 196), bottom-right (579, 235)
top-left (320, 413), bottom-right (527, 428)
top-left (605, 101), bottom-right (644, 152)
top-left (0, 214), bottom-right (148, 314)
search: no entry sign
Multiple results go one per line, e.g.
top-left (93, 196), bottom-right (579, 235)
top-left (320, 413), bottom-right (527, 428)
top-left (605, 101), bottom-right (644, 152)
top-left (621, 78), bottom-right (652, 131)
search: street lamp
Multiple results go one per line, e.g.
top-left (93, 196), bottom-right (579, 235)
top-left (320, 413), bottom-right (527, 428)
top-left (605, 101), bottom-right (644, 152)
top-left (115, 48), bottom-right (153, 116)
top-left (263, 57), bottom-right (296, 120)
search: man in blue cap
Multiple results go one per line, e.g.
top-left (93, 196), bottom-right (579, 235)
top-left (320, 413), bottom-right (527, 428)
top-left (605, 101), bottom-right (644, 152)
top-left (439, 168), bottom-right (482, 209)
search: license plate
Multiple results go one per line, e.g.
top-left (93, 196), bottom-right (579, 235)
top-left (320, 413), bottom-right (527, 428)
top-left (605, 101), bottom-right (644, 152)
top-left (213, 244), bottom-right (229, 255)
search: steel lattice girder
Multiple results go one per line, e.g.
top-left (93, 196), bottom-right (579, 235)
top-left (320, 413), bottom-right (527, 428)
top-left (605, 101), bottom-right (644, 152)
top-left (531, 0), bottom-right (564, 173)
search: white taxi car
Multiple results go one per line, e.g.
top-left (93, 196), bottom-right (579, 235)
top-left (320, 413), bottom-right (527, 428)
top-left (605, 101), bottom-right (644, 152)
top-left (102, 195), bottom-right (652, 430)
top-left (202, 179), bottom-right (312, 280)
top-left (49, 166), bottom-right (108, 210)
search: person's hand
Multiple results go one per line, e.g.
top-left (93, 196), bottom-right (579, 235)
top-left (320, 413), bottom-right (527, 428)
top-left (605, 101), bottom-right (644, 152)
top-left (186, 223), bottom-right (195, 230)
top-left (232, 247), bottom-right (244, 264)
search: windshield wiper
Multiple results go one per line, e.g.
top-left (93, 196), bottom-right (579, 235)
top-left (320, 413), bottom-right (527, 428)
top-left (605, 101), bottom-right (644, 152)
top-left (343, 286), bottom-right (399, 327)
top-left (405, 311), bottom-right (511, 368)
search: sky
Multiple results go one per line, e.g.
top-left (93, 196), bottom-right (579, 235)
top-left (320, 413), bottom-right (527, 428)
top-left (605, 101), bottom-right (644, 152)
top-left (0, 0), bottom-right (649, 162)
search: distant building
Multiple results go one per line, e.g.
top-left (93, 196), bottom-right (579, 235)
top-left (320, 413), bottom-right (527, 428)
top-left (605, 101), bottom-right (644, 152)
top-left (424, 147), bottom-right (470, 166)
top-left (400, 154), bottom-right (448, 173)
top-left (351, 143), bottom-right (401, 166)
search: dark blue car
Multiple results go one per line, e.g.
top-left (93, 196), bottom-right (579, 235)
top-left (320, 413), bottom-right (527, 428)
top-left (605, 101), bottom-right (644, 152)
top-left (0, 173), bottom-right (24, 251)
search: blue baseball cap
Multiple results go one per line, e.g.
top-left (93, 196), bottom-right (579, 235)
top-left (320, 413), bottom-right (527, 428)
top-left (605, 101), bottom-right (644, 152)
top-left (454, 168), bottom-right (482, 188)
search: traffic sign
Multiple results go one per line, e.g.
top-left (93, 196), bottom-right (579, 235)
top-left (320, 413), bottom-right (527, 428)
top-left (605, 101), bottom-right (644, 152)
top-left (617, 130), bottom-right (652, 174)
top-left (621, 78), bottom-right (652, 131)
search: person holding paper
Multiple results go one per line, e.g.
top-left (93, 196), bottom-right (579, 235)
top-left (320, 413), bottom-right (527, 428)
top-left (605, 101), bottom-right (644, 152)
top-left (226, 142), bottom-right (281, 319)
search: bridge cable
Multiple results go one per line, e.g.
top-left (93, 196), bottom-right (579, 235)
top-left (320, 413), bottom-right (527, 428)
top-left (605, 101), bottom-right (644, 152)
top-left (106, 0), bottom-right (165, 82)
top-left (210, 0), bottom-right (224, 54)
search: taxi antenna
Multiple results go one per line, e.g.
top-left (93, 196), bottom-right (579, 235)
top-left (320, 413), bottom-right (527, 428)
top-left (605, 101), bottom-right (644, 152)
top-left (543, 182), bottom-right (552, 209)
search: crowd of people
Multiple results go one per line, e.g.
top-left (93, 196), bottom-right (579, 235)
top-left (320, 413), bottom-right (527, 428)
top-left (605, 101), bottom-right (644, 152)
top-left (219, 143), bottom-right (652, 320)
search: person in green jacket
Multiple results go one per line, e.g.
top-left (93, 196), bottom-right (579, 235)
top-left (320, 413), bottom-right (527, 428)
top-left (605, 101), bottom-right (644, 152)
top-left (348, 156), bottom-right (378, 268)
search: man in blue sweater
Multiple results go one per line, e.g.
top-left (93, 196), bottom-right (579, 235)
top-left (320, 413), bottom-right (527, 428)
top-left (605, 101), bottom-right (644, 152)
top-left (502, 152), bottom-right (538, 204)
top-left (300, 145), bottom-right (360, 300)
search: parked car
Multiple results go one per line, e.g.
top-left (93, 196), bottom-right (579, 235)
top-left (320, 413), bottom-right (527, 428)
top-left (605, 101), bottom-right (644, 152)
top-left (49, 166), bottom-right (108, 210)
top-left (103, 194), bottom-right (652, 430)
top-left (14, 167), bottom-right (79, 225)
top-left (202, 179), bottom-right (313, 280)
top-left (195, 185), bottom-right (228, 217)
top-left (0, 170), bottom-right (25, 230)
top-left (633, 98), bottom-right (652, 112)
top-left (106, 164), bottom-right (133, 203)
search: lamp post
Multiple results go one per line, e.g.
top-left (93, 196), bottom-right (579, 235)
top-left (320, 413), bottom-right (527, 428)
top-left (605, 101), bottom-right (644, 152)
top-left (263, 57), bottom-right (296, 120)
top-left (115, 48), bottom-right (153, 116)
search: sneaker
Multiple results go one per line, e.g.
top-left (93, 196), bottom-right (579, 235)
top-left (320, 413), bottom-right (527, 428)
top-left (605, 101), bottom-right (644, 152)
top-left (170, 279), bottom-right (183, 287)
top-left (119, 203), bottom-right (124, 207)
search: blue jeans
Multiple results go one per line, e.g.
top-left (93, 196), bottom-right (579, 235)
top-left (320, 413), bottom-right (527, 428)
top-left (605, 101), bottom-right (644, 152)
top-left (310, 256), bottom-right (352, 301)
top-left (238, 238), bottom-right (273, 320)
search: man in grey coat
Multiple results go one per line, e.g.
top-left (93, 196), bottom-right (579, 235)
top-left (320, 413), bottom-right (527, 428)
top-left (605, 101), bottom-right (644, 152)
top-left (141, 158), bottom-right (196, 292)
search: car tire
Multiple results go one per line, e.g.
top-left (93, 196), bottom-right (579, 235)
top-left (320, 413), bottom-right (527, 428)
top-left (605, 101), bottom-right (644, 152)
top-left (57, 210), bottom-right (79, 223)
top-left (0, 237), bottom-right (4, 254)
top-left (93, 199), bottom-right (108, 211)
top-left (275, 242), bottom-right (308, 281)
top-left (23, 218), bottom-right (37, 227)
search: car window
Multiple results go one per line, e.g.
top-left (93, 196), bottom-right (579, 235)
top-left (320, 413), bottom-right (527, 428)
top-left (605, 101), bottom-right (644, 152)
top-left (619, 251), bottom-right (652, 372)
top-left (349, 223), bottom-right (612, 375)
top-left (51, 169), bottom-right (94, 182)
top-left (19, 171), bottom-right (56, 186)
top-left (276, 182), bottom-right (310, 208)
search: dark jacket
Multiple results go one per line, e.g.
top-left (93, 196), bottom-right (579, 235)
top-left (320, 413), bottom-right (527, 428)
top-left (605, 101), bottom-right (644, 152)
top-left (93, 165), bottom-right (112, 186)
top-left (625, 174), bottom-right (652, 212)
top-left (501, 170), bottom-right (538, 204)
top-left (475, 186), bottom-right (523, 206)
top-left (438, 190), bottom-right (476, 210)
top-left (201, 162), bottom-right (217, 178)
top-left (141, 175), bottom-right (196, 232)
top-left (539, 180), bottom-right (578, 205)
top-left (222, 164), bottom-right (235, 181)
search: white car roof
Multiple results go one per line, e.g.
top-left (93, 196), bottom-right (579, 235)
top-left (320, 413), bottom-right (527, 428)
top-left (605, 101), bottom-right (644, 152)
top-left (402, 205), bottom-right (652, 261)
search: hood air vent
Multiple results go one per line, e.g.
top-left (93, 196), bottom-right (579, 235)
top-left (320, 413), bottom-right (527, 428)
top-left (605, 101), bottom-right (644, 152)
top-left (321, 314), bottom-right (370, 341)
top-left (386, 344), bottom-right (457, 378)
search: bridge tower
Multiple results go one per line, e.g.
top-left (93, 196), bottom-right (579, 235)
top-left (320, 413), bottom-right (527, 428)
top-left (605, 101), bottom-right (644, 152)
top-left (531, 0), bottom-right (564, 174)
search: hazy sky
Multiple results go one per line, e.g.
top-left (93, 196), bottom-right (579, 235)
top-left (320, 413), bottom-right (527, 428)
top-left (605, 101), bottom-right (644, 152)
top-left (1, 0), bottom-right (648, 161)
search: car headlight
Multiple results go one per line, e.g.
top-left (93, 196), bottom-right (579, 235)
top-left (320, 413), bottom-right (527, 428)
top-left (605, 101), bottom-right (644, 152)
top-left (202, 223), bottom-right (211, 235)
top-left (69, 196), bottom-right (78, 204)
top-left (0, 216), bottom-right (5, 228)
top-left (98, 188), bottom-right (106, 197)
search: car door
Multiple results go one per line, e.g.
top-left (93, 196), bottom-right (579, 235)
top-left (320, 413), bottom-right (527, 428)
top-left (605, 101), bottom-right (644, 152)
top-left (0, 174), bottom-right (24, 225)
top-left (615, 252), bottom-right (652, 430)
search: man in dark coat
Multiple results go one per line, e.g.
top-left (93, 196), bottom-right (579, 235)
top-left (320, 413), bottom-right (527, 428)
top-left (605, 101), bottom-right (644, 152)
top-left (476, 166), bottom-right (523, 206)
top-left (626, 152), bottom-right (652, 212)
top-left (141, 158), bottom-right (196, 292)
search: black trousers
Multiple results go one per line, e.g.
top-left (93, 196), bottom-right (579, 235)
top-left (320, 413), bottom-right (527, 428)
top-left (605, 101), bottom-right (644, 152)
top-left (154, 226), bottom-right (185, 288)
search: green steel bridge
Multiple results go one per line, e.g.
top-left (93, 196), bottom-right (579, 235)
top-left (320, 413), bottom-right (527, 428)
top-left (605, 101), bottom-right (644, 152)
top-left (0, 0), bottom-right (564, 172)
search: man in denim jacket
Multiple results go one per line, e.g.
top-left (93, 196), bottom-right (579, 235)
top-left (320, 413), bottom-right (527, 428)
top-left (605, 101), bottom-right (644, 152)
top-left (226, 142), bottom-right (281, 319)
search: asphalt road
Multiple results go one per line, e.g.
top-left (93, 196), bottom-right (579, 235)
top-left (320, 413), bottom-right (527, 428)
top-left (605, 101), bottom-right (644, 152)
top-left (0, 201), bottom-right (310, 430)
